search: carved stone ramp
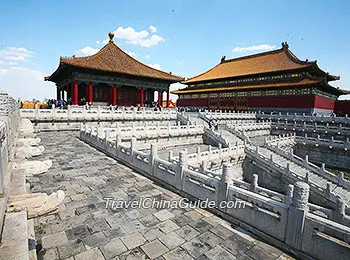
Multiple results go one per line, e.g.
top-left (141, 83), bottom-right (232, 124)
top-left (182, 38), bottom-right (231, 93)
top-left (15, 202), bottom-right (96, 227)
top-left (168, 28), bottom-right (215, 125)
top-left (220, 129), bottom-right (244, 146)
top-left (256, 146), bottom-right (350, 208)
top-left (186, 112), bottom-right (209, 125)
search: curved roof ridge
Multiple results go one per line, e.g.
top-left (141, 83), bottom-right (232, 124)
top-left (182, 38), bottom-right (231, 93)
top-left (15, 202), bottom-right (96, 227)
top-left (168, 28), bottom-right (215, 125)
top-left (108, 42), bottom-right (184, 79)
top-left (221, 46), bottom-right (285, 64)
top-left (48, 40), bottom-right (183, 82)
top-left (183, 42), bottom-right (318, 84)
top-left (285, 48), bottom-right (315, 65)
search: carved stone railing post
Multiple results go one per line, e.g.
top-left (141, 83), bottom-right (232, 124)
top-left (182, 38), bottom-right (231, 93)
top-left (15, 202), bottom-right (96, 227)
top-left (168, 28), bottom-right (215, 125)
top-left (217, 163), bottom-right (234, 211)
top-left (286, 181), bottom-right (310, 250)
top-left (67, 104), bottom-right (71, 121)
top-left (97, 105), bottom-right (101, 121)
top-left (176, 150), bottom-right (188, 190)
top-left (196, 146), bottom-right (201, 162)
top-left (105, 129), bottom-right (110, 144)
top-left (51, 104), bottom-right (55, 121)
top-left (284, 184), bottom-right (294, 205)
top-left (149, 143), bottom-right (158, 176)
top-left (34, 103), bottom-right (39, 121)
top-left (115, 134), bottom-right (121, 145)
top-left (200, 160), bottom-right (208, 173)
top-left (250, 174), bottom-right (258, 193)
top-left (304, 155), bottom-right (309, 168)
top-left (333, 197), bottom-right (345, 224)
top-left (168, 150), bottom-right (173, 161)
top-left (208, 145), bottom-right (212, 160)
top-left (130, 137), bottom-right (137, 163)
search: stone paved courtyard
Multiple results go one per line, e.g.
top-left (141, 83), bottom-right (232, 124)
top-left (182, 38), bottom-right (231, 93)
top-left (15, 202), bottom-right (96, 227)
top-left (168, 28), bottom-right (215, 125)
top-left (30, 131), bottom-right (295, 260)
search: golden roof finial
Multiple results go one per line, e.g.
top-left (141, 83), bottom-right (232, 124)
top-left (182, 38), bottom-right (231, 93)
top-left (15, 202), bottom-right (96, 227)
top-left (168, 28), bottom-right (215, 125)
top-left (108, 32), bottom-right (114, 42)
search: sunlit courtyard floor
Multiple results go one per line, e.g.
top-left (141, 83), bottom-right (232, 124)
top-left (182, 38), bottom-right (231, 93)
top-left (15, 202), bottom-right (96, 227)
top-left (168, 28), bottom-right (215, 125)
top-left (30, 131), bottom-right (295, 260)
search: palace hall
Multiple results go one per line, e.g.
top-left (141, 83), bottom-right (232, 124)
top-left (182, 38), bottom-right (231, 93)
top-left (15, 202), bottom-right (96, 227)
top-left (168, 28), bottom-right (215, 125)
top-left (45, 32), bottom-right (183, 107)
top-left (173, 42), bottom-right (349, 114)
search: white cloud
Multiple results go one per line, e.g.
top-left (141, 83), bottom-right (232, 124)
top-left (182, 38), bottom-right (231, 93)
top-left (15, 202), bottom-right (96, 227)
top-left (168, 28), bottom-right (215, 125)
top-left (148, 63), bottom-right (161, 70)
top-left (0, 47), bottom-right (36, 62)
top-left (0, 67), bottom-right (55, 101)
top-left (232, 44), bottom-right (276, 53)
top-left (115, 26), bottom-right (149, 41)
top-left (76, 46), bottom-right (100, 56)
top-left (0, 60), bottom-right (19, 66)
top-left (144, 54), bottom-right (150, 59)
top-left (95, 40), bottom-right (100, 44)
top-left (138, 34), bottom-right (164, 47)
top-left (149, 25), bottom-right (157, 33)
top-left (177, 59), bottom-right (184, 65)
top-left (102, 26), bottom-right (164, 48)
top-left (170, 82), bottom-right (186, 102)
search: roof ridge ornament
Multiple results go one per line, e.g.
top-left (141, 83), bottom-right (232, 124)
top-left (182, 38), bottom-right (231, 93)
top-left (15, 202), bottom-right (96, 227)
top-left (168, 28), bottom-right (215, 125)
top-left (221, 56), bottom-right (226, 63)
top-left (281, 41), bottom-right (289, 49)
top-left (108, 32), bottom-right (114, 42)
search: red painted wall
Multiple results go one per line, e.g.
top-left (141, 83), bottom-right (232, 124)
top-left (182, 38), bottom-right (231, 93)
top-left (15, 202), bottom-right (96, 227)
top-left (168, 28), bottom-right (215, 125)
top-left (334, 100), bottom-right (350, 116)
top-left (177, 94), bottom-right (336, 111)
top-left (177, 98), bottom-right (208, 107)
top-left (314, 95), bottom-right (335, 110)
top-left (247, 95), bottom-right (315, 108)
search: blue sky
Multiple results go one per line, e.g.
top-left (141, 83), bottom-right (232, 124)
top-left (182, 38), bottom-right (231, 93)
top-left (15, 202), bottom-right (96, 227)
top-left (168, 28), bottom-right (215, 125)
top-left (1, 0), bottom-right (350, 101)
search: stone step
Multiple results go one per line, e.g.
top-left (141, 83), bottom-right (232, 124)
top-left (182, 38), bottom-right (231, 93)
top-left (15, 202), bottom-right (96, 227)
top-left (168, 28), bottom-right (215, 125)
top-left (309, 173), bottom-right (319, 182)
top-left (259, 146), bottom-right (350, 207)
top-left (333, 186), bottom-right (350, 202)
top-left (0, 211), bottom-right (29, 260)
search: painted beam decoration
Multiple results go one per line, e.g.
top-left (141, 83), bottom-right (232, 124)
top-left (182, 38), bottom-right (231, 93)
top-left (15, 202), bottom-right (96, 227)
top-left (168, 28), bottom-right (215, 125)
top-left (173, 42), bottom-right (349, 114)
top-left (44, 32), bottom-right (183, 107)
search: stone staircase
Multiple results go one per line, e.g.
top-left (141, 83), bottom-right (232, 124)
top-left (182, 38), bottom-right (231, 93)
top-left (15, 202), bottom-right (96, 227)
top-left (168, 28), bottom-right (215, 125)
top-left (186, 112), bottom-right (209, 125)
top-left (220, 129), bottom-right (244, 145)
top-left (257, 146), bottom-right (350, 207)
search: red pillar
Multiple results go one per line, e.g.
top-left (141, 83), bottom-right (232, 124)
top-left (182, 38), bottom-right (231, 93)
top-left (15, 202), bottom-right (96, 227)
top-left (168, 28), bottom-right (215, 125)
top-left (73, 80), bottom-right (78, 105)
top-left (160, 91), bottom-right (163, 107)
top-left (140, 87), bottom-right (144, 107)
top-left (113, 85), bottom-right (117, 106)
top-left (166, 89), bottom-right (170, 108)
top-left (88, 82), bottom-right (93, 104)
top-left (157, 91), bottom-right (161, 106)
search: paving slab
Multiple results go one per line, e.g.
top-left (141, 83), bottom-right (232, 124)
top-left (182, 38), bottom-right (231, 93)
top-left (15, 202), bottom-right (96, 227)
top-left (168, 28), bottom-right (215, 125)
top-left (41, 231), bottom-right (68, 249)
top-left (100, 238), bottom-right (128, 259)
top-left (120, 232), bottom-right (146, 250)
top-left (30, 131), bottom-right (295, 260)
top-left (74, 247), bottom-right (105, 260)
top-left (141, 239), bottom-right (169, 259)
top-left (163, 247), bottom-right (194, 260)
top-left (159, 231), bottom-right (186, 249)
